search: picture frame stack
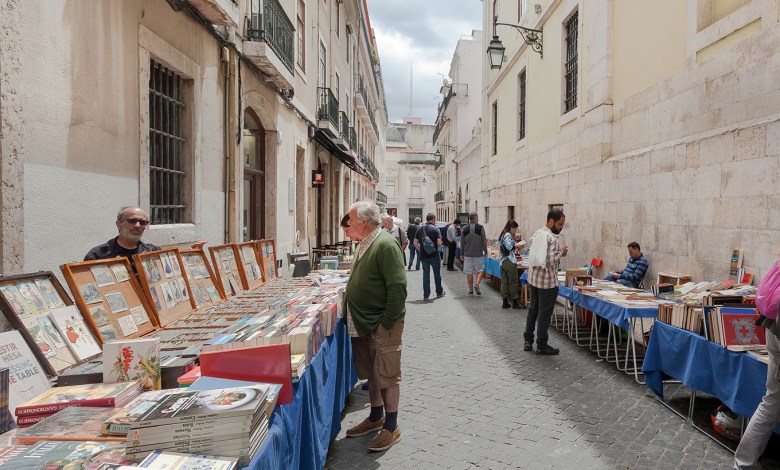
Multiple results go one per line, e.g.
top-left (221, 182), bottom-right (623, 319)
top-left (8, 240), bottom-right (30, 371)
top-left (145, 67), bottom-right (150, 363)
top-left (179, 248), bottom-right (225, 308)
top-left (61, 258), bottom-right (158, 343)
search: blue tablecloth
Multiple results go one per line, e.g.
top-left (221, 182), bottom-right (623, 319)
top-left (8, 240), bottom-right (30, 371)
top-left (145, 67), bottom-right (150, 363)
top-left (248, 319), bottom-right (357, 469)
top-left (642, 321), bottom-right (767, 419)
top-left (484, 258), bottom-right (527, 286)
top-left (557, 284), bottom-right (658, 329)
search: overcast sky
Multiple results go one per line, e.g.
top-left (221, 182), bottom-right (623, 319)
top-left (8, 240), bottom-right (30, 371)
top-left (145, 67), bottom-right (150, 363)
top-left (368, 0), bottom-right (483, 125)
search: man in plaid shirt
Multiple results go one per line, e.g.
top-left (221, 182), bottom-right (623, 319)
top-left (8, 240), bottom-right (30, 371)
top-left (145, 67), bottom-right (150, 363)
top-left (524, 209), bottom-right (568, 355)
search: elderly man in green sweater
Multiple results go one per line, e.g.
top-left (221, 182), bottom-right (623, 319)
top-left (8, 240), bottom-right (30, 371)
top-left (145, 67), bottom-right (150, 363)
top-left (343, 200), bottom-right (407, 452)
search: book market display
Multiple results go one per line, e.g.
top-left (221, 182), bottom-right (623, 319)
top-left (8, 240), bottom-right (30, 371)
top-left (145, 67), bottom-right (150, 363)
top-left (0, 237), bottom-right (356, 467)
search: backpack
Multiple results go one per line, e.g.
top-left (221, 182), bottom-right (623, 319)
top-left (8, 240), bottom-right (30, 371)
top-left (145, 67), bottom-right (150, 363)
top-left (417, 226), bottom-right (437, 255)
top-left (406, 224), bottom-right (418, 241)
top-left (461, 223), bottom-right (482, 238)
top-left (442, 224), bottom-right (451, 243)
top-left (756, 261), bottom-right (780, 320)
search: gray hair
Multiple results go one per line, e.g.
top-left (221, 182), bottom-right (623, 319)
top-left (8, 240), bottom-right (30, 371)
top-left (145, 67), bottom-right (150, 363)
top-left (350, 200), bottom-right (381, 226)
top-left (380, 213), bottom-right (393, 222)
top-left (116, 206), bottom-right (138, 221)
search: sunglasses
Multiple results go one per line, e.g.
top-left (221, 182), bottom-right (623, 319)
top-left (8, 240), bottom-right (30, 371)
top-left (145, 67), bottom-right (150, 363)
top-left (123, 218), bottom-right (150, 226)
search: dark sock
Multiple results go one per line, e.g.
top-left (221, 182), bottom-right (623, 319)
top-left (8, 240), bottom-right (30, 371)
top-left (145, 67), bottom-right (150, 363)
top-left (369, 405), bottom-right (384, 422)
top-left (383, 411), bottom-right (398, 431)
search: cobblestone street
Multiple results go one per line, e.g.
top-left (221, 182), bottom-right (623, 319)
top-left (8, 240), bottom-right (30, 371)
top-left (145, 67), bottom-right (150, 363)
top-left (326, 268), bottom-right (738, 469)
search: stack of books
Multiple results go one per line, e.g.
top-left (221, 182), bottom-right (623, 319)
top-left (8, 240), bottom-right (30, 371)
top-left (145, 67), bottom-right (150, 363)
top-left (291, 354), bottom-right (306, 382)
top-left (0, 368), bottom-right (13, 434)
top-left (703, 306), bottom-right (765, 350)
top-left (123, 384), bottom-right (271, 466)
top-left (12, 407), bottom-right (124, 444)
top-left (14, 381), bottom-right (142, 427)
top-left (658, 303), bottom-right (703, 334)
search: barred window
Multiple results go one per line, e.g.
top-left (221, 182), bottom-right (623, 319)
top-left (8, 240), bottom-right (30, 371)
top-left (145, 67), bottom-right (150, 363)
top-left (564, 11), bottom-right (578, 113)
top-left (518, 70), bottom-right (526, 141)
top-left (149, 60), bottom-right (186, 224)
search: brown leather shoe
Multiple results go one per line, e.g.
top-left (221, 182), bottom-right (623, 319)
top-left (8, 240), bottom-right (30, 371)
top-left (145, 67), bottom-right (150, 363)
top-left (367, 427), bottom-right (401, 452)
top-left (346, 417), bottom-right (384, 437)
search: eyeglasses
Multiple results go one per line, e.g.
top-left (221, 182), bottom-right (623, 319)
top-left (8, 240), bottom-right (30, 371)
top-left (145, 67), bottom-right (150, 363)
top-left (123, 218), bottom-right (150, 226)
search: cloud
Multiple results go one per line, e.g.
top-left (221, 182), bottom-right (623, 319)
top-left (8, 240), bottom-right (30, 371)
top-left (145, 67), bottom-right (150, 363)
top-left (368, 0), bottom-right (483, 124)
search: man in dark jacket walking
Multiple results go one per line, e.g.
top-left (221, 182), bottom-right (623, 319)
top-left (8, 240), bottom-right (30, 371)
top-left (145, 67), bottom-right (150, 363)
top-left (406, 217), bottom-right (421, 270)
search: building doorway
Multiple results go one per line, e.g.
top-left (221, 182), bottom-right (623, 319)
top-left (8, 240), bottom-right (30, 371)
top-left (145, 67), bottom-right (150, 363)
top-left (242, 111), bottom-right (266, 241)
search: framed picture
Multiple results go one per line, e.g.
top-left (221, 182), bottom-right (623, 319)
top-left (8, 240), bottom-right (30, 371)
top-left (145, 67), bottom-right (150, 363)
top-left (0, 272), bottom-right (98, 377)
top-left (134, 248), bottom-right (197, 328)
top-left (255, 239), bottom-right (278, 281)
top-left (209, 244), bottom-right (244, 298)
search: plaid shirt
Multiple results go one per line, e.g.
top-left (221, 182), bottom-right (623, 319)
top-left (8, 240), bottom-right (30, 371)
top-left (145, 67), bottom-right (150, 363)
top-left (346, 227), bottom-right (381, 337)
top-left (528, 226), bottom-right (564, 289)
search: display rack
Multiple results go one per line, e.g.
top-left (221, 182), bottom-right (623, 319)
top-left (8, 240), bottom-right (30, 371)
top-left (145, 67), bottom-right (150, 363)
top-left (256, 239), bottom-right (278, 280)
top-left (133, 248), bottom-right (195, 328)
top-left (179, 248), bottom-right (226, 306)
top-left (209, 244), bottom-right (243, 298)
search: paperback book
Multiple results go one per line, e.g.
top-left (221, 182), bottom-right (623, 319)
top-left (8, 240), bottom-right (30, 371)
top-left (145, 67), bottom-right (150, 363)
top-left (2, 440), bottom-right (131, 469)
top-left (138, 450), bottom-right (238, 470)
top-left (13, 407), bottom-right (124, 444)
top-left (102, 337), bottom-right (161, 390)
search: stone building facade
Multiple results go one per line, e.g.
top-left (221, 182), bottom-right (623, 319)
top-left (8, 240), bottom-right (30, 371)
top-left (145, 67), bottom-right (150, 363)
top-left (480, 0), bottom-right (780, 282)
top-left (0, 0), bottom-right (386, 278)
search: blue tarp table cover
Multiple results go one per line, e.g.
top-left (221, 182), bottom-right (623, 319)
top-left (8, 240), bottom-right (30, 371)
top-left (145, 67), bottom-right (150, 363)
top-left (557, 284), bottom-right (658, 329)
top-left (247, 319), bottom-right (358, 470)
top-left (484, 258), bottom-right (528, 286)
top-left (642, 321), bottom-right (767, 419)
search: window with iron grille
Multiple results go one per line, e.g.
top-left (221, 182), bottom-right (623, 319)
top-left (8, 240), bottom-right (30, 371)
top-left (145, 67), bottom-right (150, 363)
top-left (518, 70), bottom-right (526, 141)
top-left (491, 100), bottom-right (498, 155)
top-left (564, 11), bottom-right (578, 113)
top-left (149, 60), bottom-right (187, 224)
top-left (296, 0), bottom-right (305, 70)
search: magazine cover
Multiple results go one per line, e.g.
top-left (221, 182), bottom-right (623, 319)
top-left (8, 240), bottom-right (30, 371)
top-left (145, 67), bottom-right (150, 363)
top-left (103, 338), bottom-right (161, 391)
top-left (130, 384), bottom-right (270, 427)
top-left (15, 380), bottom-right (141, 416)
top-left (13, 407), bottom-right (124, 444)
top-left (101, 389), bottom-right (182, 435)
top-left (2, 440), bottom-right (130, 469)
top-left (138, 450), bottom-right (238, 470)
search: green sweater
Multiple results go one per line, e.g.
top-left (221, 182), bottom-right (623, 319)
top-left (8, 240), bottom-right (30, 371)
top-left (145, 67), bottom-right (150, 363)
top-left (346, 230), bottom-right (407, 336)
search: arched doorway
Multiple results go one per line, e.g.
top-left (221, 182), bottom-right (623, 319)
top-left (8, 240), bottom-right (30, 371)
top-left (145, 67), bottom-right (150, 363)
top-left (243, 110), bottom-right (266, 241)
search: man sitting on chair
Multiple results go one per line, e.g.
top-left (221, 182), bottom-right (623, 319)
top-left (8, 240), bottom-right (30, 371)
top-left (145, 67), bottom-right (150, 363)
top-left (605, 242), bottom-right (648, 288)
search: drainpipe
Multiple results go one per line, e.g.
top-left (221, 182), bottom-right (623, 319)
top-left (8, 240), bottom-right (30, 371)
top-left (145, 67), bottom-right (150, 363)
top-left (222, 45), bottom-right (231, 243)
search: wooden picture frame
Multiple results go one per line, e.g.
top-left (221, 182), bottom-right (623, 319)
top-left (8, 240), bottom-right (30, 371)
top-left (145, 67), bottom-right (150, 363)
top-left (133, 248), bottom-right (195, 328)
top-left (179, 248), bottom-right (225, 307)
top-left (209, 244), bottom-right (243, 298)
top-left (236, 241), bottom-right (266, 290)
top-left (61, 258), bottom-right (157, 344)
top-left (255, 238), bottom-right (278, 281)
top-left (0, 272), bottom-right (100, 377)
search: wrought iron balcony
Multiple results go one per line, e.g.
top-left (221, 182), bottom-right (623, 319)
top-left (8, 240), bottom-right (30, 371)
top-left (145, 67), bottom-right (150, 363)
top-left (243, 0), bottom-right (295, 89)
top-left (189, 0), bottom-right (240, 26)
top-left (334, 111), bottom-right (350, 150)
top-left (349, 127), bottom-right (357, 152)
top-left (434, 190), bottom-right (444, 203)
top-left (317, 87), bottom-right (340, 137)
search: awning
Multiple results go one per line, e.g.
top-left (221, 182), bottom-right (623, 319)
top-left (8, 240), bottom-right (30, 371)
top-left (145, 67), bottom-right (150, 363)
top-left (314, 130), bottom-right (369, 178)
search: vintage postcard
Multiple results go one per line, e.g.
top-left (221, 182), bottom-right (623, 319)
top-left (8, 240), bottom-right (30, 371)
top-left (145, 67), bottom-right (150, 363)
top-left (206, 286), bottom-right (221, 302)
top-left (149, 286), bottom-right (162, 311)
top-left (176, 278), bottom-right (189, 301)
top-left (27, 323), bottom-right (57, 358)
top-left (90, 266), bottom-right (115, 287)
top-left (110, 264), bottom-right (130, 283)
top-left (160, 283), bottom-right (176, 309)
top-left (169, 253), bottom-right (182, 276)
top-left (169, 281), bottom-right (181, 303)
top-left (79, 283), bottom-right (102, 304)
top-left (99, 324), bottom-right (117, 342)
top-left (33, 279), bottom-right (66, 309)
top-left (105, 292), bottom-right (128, 314)
top-left (144, 259), bottom-right (162, 283)
top-left (37, 316), bottom-right (67, 350)
top-left (89, 305), bottom-right (111, 327)
top-left (50, 305), bottom-right (101, 361)
top-left (0, 285), bottom-right (31, 317)
top-left (130, 305), bottom-right (149, 326)
top-left (17, 282), bottom-right (49, 313)
top-left (116, 315), bottom-right (139, 337)
top-left (161, 256), bottom-right (174, 279)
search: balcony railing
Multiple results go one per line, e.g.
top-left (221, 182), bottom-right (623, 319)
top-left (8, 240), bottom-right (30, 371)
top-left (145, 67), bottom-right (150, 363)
top-left (318, 88), bottom-right (339, 129)
top-left (245, 0), bottom-right (295, 73)
top-left (349, 127), bottom-right (357, 151)
top-left (434, 191), bottom-right (444, 202)
top-left (339, 111), bottom-right (350, 140)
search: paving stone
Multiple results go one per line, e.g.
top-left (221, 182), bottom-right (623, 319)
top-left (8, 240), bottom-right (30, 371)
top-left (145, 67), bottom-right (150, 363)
top-left (326, 269), bottom-right (744, 469)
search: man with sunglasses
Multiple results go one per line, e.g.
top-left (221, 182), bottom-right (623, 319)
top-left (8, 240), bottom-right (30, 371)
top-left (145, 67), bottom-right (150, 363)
top-left (84, 207), bottom-right (161, 275)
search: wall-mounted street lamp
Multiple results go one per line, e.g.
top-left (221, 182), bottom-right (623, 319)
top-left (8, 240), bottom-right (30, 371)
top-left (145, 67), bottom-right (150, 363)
top-left (437, 144), bottom-right (458, 153)
top-left (487, 0), bottom-right (543, 69)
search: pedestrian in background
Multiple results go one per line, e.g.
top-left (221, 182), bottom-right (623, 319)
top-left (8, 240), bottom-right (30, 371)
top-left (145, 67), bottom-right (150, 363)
top-left (414, 213), bottom-right (444, 300)
top-left (460, 212), bottom-right (487, 296)
top-left (524, 209), bottom-right (567, 355)
top-left (445, 219), bottom-right (461, 271)
top-left (406, 217), bottom-right (422, 271)
top-left (499, 220), bottom-right (523, 310)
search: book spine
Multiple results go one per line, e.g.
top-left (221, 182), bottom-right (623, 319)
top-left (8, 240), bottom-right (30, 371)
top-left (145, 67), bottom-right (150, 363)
top-left (127, 430), bottom-right (254, 452)
top-left (15, 414), bottom-right (51, 426)
top-left (126, 415), bottom-right (258, 439)
top-left (130, 408), bottom-right (258, 429)
top-left (15, 398), bottom-right (118, 416)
